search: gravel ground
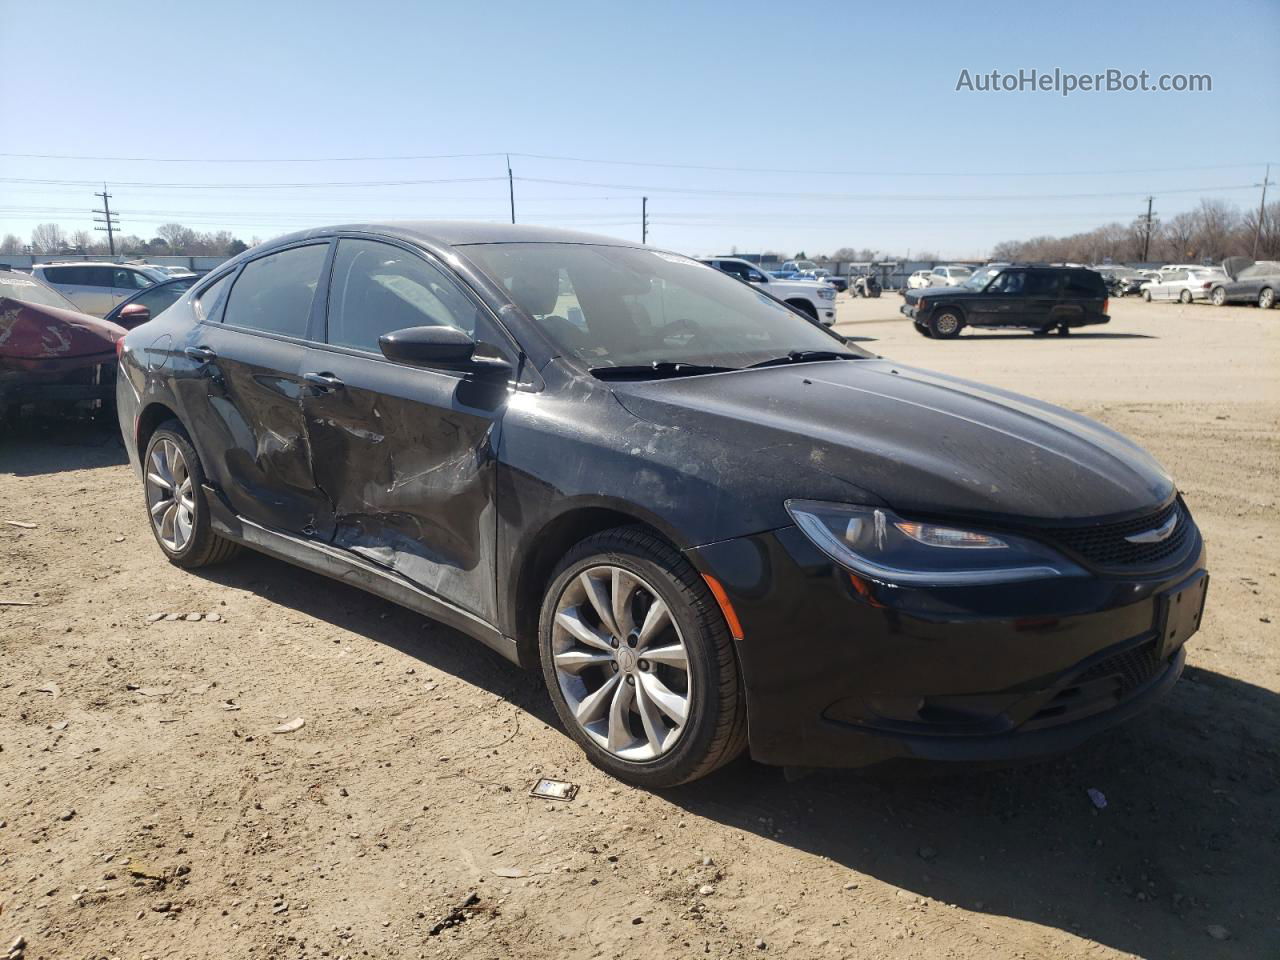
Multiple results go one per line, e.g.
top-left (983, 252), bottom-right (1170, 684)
top-left (1, 294), bottom-right (1276, 960)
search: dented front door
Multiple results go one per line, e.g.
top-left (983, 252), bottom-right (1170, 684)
top-left (297, 349), bottom-right (505, 622)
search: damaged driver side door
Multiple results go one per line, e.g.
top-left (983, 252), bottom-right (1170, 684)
top-left (298, 237), bottom-right (517, 624)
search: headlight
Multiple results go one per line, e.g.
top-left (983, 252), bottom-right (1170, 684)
top-left (785, 500), bottom-right (1085, 586)
top-left (817, 287), bottom-right (836, 301)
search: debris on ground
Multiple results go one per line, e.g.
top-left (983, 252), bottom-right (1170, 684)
top-left (529, 777), bottom-right (578, 801)
top-left (1086, 788), bottom-right (1108, 810)
top-left (35, 681), bottom-right (60, 697)
top-left (492, 866), bottom-right (526, 878)
top-left (272, 717), bottom-right (305, 734)
top-left (1, 599), bottom-right (37, 606)
top-left (4, 520), bottom-right (37, 529)
top-left (1206, 924), bottom-right (1231, 941)
top-left (427, 891), bottom-right (483, 936)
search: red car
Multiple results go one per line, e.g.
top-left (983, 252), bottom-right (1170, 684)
top-left (0, 268), bottom-right (126, 419)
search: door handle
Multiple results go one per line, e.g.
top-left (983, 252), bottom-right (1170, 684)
top-left (184, 345), bottom-right (216, 363)
top-left (303, 371), bottom-right (345, 392)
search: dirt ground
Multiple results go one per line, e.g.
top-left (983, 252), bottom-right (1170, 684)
top-left (1, 294), bottom-right (1277, 960)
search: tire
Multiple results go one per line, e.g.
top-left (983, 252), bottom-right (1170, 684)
top-left (1057, 324), bottom-right (1072, 336)
top-left (928, 308), bottom-right (963, 339)
top-left (1142, 290), bottom-right (1152, 302)
top-left (142, 420), bottom-right (241, 568)
top-left (1179, 289), bottom-right (1193, 304)
top-left (538, 526), bottom-right (747, 788)
top-left (1211, 286), bottom-right (1227, 307)
top-left (914, 322), bottom-right (933, 338)
top-left (1261, 288), bottom-right (1276, 310)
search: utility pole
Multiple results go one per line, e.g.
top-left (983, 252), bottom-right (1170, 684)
top-left (506, 155), bottom-right (515, 224)
top-left (1253, 164), bottom-right (1272, 259)
top-left (93, 183), bottom-right (119, 256)
top-left (641, 197), bottom-right (649, 244)
top-left (1140, 195), bottom-right (1155, 262)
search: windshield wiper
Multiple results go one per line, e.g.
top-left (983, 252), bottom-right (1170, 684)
top-left (589, 361), bottom-right (739, 381)
top-left (746, 350), bottom-right (858, 369)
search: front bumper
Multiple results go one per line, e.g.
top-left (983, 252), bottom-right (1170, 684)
top-left (688, 522), bottom-right (1206, 768)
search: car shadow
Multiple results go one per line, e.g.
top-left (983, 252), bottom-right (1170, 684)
top-left (956, 332), bottom-right (1157, 341)
top-left (0, 413), bottom-right (127, 476)
top-left (191, 550), bottom-right (1275, 960)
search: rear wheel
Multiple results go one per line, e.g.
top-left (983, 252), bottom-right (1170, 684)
top-left (1142, 290), bottom-right (1152, 302)
top-left (143, 421), bottom-right (241, 568)
top-left (538, 527), bottom-right (747, 787)
top-left (1210, 286), bottom-right (1227, 307)
top-left (1260, 288), bottom-right (1276, 309)
top-left (928, 308), bottom-right (963, 339)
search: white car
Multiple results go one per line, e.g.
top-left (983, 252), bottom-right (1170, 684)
top-left (907, 269), bottom-right (935, 289)
top-left (929, 265), bottom-right (974, 287)
top-left (700, 257), bottom-right (838, 325)
top-left (31, 261), bottom-right (170, 316)
top-left (1140, 267), bottom-right (1228, 303)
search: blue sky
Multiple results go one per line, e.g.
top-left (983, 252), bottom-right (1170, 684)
top-left (2, 0), bottom-right (1276, 258)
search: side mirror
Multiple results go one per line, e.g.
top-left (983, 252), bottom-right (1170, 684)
top-left (747, 274), bottom-right (765, 283)
top-left (378, 325), bottom-right (512, 377)
top-left (118, 302), bottom-right (151, 327)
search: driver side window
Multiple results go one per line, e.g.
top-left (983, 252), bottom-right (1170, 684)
top-left (326, 238), bottom-right (493, 354)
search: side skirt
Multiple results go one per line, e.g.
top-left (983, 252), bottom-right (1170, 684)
top-left (203, 484), bottom-right (521, 665)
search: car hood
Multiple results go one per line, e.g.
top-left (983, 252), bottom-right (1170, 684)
top-left (904, 285), bottom-right (982, 303)
top-left (0, 297), bottom-right (126, 361)
top-left (611, 358), bottom-right (1174, 525)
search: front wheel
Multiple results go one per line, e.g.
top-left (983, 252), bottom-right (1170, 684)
top-left (1179, 289), bottom-right (1193, 304)
top-left (538, 527), bottom-right (747, 787)
top-left (1211, 286), bottom-right (1227, 307)
top-left (928, 309), bottom-right (963, 339)
top-left (1143, 290), bottom-right (1152, 302)
top-left (1261, 288), bottom-right (1276, 309)
top-left (143, 421), bottom-right (241, 568)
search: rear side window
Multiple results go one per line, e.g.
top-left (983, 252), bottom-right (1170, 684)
top-left (113, 268), bottom-right (152, 290)
top-left (1065, 271), bottom-right (1105, 298)
top-left (1025, 270), bottom-right (1060, 296)
top-left (43, 266), bottom-right (81, 285)
top-left (194, 273), bottom-right (233, 322)
top-left (326, 238), bottom-right (487, 352)
top-left (85, 267), bottom-right (115, 287)
top-left (222, 244), bottom-right (328, 338)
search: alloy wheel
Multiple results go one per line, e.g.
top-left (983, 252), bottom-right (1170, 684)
top-left (935, 313), bottom-right (960, 336)
top-left (1261, 289), bottom-right (1275, 309)
top-left (146, 438), bottom-right (196, 552)
top-left (551, 565), bottom-right (692, 761)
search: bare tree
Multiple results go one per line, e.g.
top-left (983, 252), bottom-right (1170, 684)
top-left (30, 223), bottom-right (67, 254)
top-left (0, 234), bottom-right (21, 255)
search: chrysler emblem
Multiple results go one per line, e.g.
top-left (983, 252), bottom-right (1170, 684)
top-left (1124, 513), bottom-right (1178, 544)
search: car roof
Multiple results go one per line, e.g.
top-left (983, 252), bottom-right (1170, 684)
top-left (264, 220), bottom-right (641, 250)
top-left (37, 260), bottom-right (155, 269)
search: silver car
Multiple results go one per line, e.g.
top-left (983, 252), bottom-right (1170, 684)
top-left (31, 262), bottom-right (169, 316)
top-left (1140, 267), bottom-right (1228, 304)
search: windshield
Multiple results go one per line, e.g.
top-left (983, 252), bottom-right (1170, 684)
top-left (462, 243), bottom-right (862, 371)
top-left (961, 265), bottom-right (1002, 290)
top-left (0, 272), bottom-right (80, 311)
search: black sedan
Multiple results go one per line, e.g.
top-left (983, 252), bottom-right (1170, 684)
top-left (115, 223), bottom-right (1208, 787)
top-left (1209, 258), bottom-right (1279, 308)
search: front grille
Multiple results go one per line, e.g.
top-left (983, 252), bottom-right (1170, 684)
top-left (1041, 499), bottom-right (1192, 570)
top-left (1022, 638), bottom-right (1166, 731)
top-left (1074, 639), bottom-right (1163, 697)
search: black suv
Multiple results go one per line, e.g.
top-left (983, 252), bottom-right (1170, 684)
top-left (901, 265), bottom-right (1110, 339)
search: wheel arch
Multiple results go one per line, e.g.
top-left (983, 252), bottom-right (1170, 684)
top-left (135, 400), bottom-right (182, 458)
top-left (783, 297), bottom-right (818, 320)
top-left (509, 502), bottom-right (685, 669)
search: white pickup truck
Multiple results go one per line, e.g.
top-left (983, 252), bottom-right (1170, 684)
top-left (699, 257), bottom-right (838, 326)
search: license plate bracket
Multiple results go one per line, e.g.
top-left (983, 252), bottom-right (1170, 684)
top-left (1157, 571), bottom-right (1208, 659)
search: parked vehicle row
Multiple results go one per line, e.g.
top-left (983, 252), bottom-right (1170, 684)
top-left (114, 222), bottom-right (1207, 787)
top-left (1209, 258), bottom-right (1279, 309)
top-left (699, 257), bottom-right (838, 324)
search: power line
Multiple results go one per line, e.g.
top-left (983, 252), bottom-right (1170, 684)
top-left (0, 148), bottom-right (1273, 179)
top-left (0, 175), bottom-right (507, 190)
